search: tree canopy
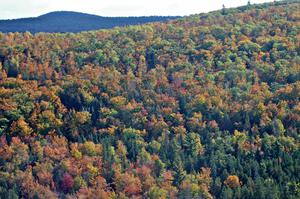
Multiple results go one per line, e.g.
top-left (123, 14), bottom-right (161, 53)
top-left (0, 1), bottom-right (299, 198)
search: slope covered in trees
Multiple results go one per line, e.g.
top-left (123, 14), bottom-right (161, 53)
top-left (0, 11), bottom-right (178, 33)
top-left (0, 0), bottom-right (299, 198)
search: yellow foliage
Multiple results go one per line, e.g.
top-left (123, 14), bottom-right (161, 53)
top-left (70, 144), bottom-right (82, 160)
top-left (172, 126), bottom-right (187, 135)
top-left (80, 141), bottom-right (102, 156)
top-left (224, 175), bottom-right (241, 188)
top-left (10, 117), bottom-right (33, 136)
top-left (110, 96), bottom-right (127, 107)
top-left (75, 111), bottom-right (91, 124)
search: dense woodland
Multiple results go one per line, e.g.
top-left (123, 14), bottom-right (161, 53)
top-left (0, 0), bottom-right (299, 198)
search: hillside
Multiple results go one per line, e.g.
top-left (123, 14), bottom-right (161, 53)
top-left (0, 11), bottom-right (178, 33)
top-left (0, 0), bottom-right (299, 198)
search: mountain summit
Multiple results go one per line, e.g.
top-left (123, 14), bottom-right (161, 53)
top-left (0, 11), bottom-right (179, 33)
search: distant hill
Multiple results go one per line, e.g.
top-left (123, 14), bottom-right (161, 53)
top-left (0, 11), bottom-right (179, 33)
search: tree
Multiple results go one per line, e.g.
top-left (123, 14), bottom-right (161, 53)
top-left (272, 118), bottom-right (285, 136)
top-left (222, 4), bottom-right (226, 15)
top-left (9, 117), bottom-right (33, 136)
top-left (148, 186), bottom-right (168, 199)
top-left (61, 173), bottom-right (74, 193)
top-left (224, 175), bottom-right (241, 189)
top-left (183, 132), bottom-right (204, 158)
top-left (115, 171), bottom-right (142, 197)
top-left (178, 168), bottom-right (213, 199)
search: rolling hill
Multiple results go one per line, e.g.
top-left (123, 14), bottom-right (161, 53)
top-left (0, 0), bottom-right (299, 198)
top-left (0, 11), bottom-right (179, 33)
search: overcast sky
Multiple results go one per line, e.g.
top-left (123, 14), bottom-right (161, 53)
top-left (0, 0), bottom-right (274, 19)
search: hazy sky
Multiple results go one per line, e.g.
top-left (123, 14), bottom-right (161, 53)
top-left (0, 0), bottom-right (274, 19)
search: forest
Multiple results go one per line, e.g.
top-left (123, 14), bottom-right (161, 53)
top-left (0, 0), bottom-right (299, 198)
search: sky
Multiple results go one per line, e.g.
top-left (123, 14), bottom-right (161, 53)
top-left (0, 0), bottom-right (274, 19)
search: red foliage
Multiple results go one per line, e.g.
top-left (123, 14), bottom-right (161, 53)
top-left (61, 173), bottom-right (74, 192)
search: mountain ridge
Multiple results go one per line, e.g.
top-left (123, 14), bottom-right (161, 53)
top-left (0, 11), bottom-right (179, 33)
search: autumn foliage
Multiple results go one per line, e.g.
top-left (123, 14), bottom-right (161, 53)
top-left (0, 1), bottom-right (299, 198)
